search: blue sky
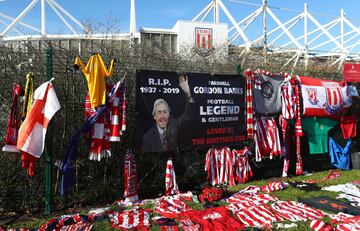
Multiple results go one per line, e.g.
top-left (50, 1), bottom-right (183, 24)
top-left (1, 0), bottom-right (360, 34)
top-left (1, 0), bottom-right (360, 52)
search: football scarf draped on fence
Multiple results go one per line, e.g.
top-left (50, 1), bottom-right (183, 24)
top-left (165, 158), bottom-right (179, 196)
top-left (244, 69), bottom-right (255, 139)
top-left (84, 82), bottom-right (126, 161)
top-left (300, 76), bottom-right (352, 117)
top-left (21, 72), bottom-right (34, 120)
top-left (2, 83), bottom-right (22, 153)
top-left (124, 149), bottom-right (139, 203)
top-left (61, 82), bottom-right (123, 195)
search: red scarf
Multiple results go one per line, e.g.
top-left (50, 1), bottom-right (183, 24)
top-left (2, 83), bottom-right (22, 152)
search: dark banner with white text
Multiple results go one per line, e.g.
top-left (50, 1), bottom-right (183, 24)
top-left (136, 70), bottom-right (246, 153)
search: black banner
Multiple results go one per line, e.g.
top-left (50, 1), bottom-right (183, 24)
top-left (136, 70), bottom-right (246, 153)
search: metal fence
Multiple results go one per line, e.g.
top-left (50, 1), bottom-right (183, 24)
top-left (0, 40), bottom-right (350, 216)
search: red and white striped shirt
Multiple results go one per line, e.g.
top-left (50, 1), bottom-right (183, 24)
top-left (226, 193), bottom-right (278, 205)
top-left (233, 147), bottom-right (253, 184)
top-left (233, 204), bottom-right (282, 229)
top-left (271, 201), bottom-right (325, 222)
top-left (155, 197), bottom-right (190, 218)
top-left (310, 219), bottom-right (333, 231)
top-left (254, 116), bottom-right (282, 161)
top-left (205, 147), bottom-right (235, 186)
top-left (108, 208), bottom-right (152, 230)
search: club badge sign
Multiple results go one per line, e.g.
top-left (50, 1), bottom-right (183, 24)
top-left (344, 63), bottom-right (360, 82)
top-left (194, 27), bottom-right (215, 56)
top-left (136, 70), bottom-right (246, 153)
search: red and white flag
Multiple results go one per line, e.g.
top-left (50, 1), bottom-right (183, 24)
top-left (2, 83), bottom-right (22, 152)
top-left (165, 158), bottom-right (179, 196)
top-left (16, 81), bottom-right (60, 158)
top-left (300, 76), bottom-right (352, 117)
top-left (124, 149), bottom-right (139, 202)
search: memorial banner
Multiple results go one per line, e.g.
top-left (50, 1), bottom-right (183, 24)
top-left (136, 70), bottom-right (246, 153)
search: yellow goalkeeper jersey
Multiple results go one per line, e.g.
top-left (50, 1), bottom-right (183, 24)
top-left (74, 53), bottom-right (115, 108)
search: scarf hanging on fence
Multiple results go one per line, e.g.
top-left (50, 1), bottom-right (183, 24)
top-left (244, 69), bottom-right (255, 140)
top-left (293, 77), bottom-right (303, 175)
top-left (165, 158), bottom-right (179, 196)
top-left (109, 83), bottom-right (126, 141)
top-left (60, 82), bottom-right (122, 195)
top-left (84, 82), bottom-right (125, 161)
top-left (21, 72), bottom-right (34, 121)
top-left (124, 149), bottom-right (139, 202)
top-left (2, 83), bottom-right (22, 153)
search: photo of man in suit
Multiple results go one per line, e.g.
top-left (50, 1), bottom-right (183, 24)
top-left (142, 75), bottom-right (195, 152)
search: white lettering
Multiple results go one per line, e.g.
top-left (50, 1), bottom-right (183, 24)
top-left (199, 106), bottom-right (240, 115)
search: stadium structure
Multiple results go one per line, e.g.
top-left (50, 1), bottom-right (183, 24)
top-left (1, 0), bottom-right (360, 68)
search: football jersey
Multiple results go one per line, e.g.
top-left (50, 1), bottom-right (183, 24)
top-left (271, 200), bottom-right (325, 222)
top-left (181, 206), bottom-right (245, 231)
top-left (205, 147), bottom-right (235, 186)
top-left (329, 137), bottom-right (352, 171)
top-left (74, 54), bottom-right (115, 108)
top-left (302, 117), bottom-right (338, 154)
top-left (253, 72), bottom-right (285, 114)
top-left (340, 116), bottom-right (357, 139)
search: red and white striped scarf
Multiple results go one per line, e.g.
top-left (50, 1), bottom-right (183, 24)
top-left (293, 77), bottom-right (303, 136)
top-left (244, 69), bottom-right (255, 140)
top-left (124, 149), bottom-right (138, 203)
top-left (261, 181), bottom-right (288, 193)
top-left (254, 116), bottom-right (282, 161)
top-left (271, 201), bottom-right (325, 222)
top-left (205, 147), bottom-right (235, 186)
top-left (233, 204), bottom-right (282, 229)
top-left (108, 208), bottom-right (152, 230)
top-left (279, 115), bottom-right (291, 177)
top-left (2, 83), bottom-right (22, 153)
top-left (281, 78), bottom-right (296, 119)
top-left (233, 147), bottom-right (253, 183)
top-left (88, 109), bottom-right (111, 161)
top-left (155, 197), bottom-right (190, 218)
top-left (109, 82), bottom-right (126, 141)
top-left (165, 158), bottom-right (179, 196)
top-left (310, 219), bottom-right (334, 231)
top-left (292, 77), bottom-right (304, 175)
top-left (85, 82), bottom-right (126, 161)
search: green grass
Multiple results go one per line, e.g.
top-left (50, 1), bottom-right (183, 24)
top-left (5, 169), bottom-right (360, 231)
